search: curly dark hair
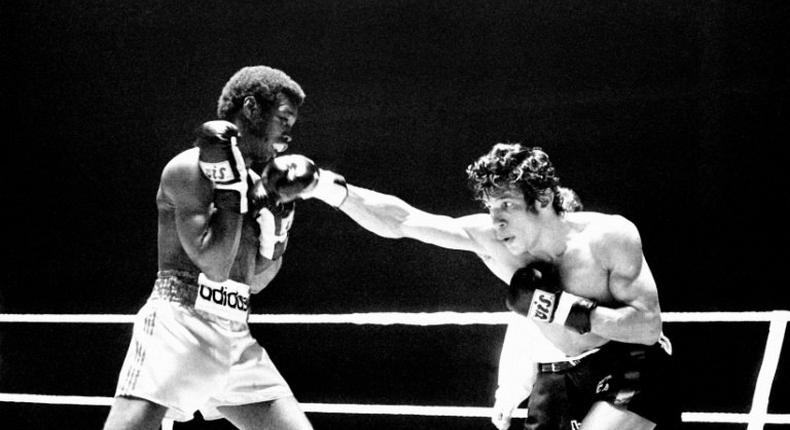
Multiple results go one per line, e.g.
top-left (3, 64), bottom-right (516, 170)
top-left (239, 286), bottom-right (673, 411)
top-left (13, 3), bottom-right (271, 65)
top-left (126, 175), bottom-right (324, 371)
top-left (216, 66), bottom-right (306, 120)
top-left (466, 143), bottom-right (582, 214)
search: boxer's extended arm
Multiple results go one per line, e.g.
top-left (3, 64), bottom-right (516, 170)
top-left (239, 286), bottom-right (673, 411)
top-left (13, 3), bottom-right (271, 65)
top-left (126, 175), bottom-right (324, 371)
top-left (256, 157), bottom-right (486, 253)
top-left (161, 160), bottom-right (243, 281)
top-left (339, 184), bottom-right (486, 253)
top-left (589, 216), bottom-right (662, 344)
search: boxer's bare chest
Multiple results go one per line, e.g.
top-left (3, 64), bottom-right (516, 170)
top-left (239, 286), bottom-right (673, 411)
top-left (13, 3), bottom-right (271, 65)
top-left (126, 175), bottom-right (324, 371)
top-left (556, 237), bottom-right (612, 303)
top-left (483, 225), bottom-right (614, 355)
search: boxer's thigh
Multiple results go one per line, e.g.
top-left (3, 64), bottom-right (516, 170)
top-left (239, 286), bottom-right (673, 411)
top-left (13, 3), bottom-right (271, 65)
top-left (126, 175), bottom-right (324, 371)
top-left (218, 396), bottom-right (313, 430)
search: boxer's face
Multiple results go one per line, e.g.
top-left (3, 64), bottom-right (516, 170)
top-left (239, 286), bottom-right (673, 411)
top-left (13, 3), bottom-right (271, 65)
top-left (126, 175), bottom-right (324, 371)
top-left (241, 93), bottom-right (299, 167)
top-left (263, 93), bottom-right (298, 154)
top-left (485, 188), bottom-right (540, 255)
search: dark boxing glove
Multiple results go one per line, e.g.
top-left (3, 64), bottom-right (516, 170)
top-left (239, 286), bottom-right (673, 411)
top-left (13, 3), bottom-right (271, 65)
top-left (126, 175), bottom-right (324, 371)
top-left (195, 120), bottom-right (248, 213)
top-left (259, 154), bottom-right (348, 207)
top-left (248, 169), bottom-right (295, 217)
top-left (506, 261), bottom-right (598, 334)
top-left (261, 154), bottom-right (319, 203)
top-left (247, 169), bottom-right (295, 261)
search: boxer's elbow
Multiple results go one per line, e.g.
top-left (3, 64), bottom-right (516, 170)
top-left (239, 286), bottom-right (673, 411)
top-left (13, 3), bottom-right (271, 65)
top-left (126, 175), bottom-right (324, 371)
top-left (637, 309), bottom-right (663, 345)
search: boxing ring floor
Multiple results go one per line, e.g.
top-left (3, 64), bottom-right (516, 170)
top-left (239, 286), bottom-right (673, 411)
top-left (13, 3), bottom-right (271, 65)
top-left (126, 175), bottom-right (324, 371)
top-left (0, 310), bottom-right (788, 429)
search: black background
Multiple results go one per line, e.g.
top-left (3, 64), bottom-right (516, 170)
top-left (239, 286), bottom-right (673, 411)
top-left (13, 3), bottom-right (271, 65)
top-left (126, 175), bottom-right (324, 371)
top-left (1, 0), bottom-right (788, 429)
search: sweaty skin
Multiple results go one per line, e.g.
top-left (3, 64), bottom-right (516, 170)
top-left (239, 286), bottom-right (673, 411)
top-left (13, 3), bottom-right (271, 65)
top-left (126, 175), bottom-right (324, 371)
top-left (311, 151), bottom-right (665, 430)
top-left (156, 150), bottom-right (266, 283)
top-left (336, 186), bottom-right (662, 356)
top-left (103, 67), bottom-right (313, 430)
top-left (477, 211), bottom-right (659, 355)
top-left (156, 93), bottom-right (299, 292)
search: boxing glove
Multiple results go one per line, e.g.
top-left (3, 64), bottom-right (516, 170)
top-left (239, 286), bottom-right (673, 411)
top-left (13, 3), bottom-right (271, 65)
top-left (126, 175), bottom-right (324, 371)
top-left (506, 261), bottom-right (597, 334)
top-left (260, 154), bottom-right (319, 203)
top-left (258, 154), bottom-right (348, 207)
top-left (195, 120), bottom-right (248, 213)
top-left (247, 169), bottom-right (295, 261)
top-left (248, 169), bottom-right (296, 218)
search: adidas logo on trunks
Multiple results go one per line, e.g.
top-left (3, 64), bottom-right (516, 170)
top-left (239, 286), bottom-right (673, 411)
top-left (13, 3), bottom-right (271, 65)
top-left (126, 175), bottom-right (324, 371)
top-left (195, 273), bottom-right (250, 322)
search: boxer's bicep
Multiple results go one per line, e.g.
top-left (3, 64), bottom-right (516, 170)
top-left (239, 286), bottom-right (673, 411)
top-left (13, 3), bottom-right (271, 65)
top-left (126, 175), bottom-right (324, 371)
top-left (400, 212), bottom-right (487, 253)
top-left (603, 217), bottom-right (660, 314)
top-left (163, 161), bottom-right (241, 278)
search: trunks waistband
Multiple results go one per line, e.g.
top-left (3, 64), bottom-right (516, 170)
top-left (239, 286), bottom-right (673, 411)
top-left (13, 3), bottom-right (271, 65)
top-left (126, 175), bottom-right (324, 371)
top-left (538, 347), bottom-right (601, 373)
top-left (151, 270), bottom-right (200, 306)
top-left (151, 270), bottom-right (252, 323)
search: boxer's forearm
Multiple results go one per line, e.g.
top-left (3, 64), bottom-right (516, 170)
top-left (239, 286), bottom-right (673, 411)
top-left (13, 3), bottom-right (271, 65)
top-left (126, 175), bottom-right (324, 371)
top-left (589, 305), bottom-right (662, 345)
top-left (339, 185), bottom-right (482, 252)
top-left (339, 185), bottom-right (425, 239)
top-left (178, 208), bottom-right (244, 282)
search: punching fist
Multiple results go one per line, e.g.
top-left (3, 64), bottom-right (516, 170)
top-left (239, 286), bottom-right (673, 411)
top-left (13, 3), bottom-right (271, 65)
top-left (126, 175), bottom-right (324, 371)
top-left (256, 154), bottom-right (349, 207)
top-left (260, 154), bottom-right (320, 203)
top-left (506, 261), bottom-right (597, 334)
top-left (195, 120), bottom-right (248, 213)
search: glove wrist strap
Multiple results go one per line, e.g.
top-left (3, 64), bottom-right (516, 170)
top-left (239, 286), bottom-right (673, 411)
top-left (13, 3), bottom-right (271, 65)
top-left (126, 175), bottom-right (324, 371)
top-left (314, 170), bottom-right (349, 207)
top-left (554, 292), bottom-right (597, 334)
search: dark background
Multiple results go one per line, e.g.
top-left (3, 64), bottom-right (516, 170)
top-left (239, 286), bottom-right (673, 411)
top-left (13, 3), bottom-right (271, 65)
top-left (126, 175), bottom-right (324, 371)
top-left (1, 0), bottom-right (788, 429)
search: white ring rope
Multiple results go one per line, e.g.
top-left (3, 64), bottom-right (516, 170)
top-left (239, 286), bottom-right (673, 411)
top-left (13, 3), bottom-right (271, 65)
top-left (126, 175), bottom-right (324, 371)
top-left (0, 393), bottom-right (518, 417)
top-left (1, 310), bottom-right (787, 428)
top-left (2, 393), bottom-right (790, 424)
top-left (1, 310), bottom-right (788, 324)
top-left (747, 317), bottom-right (788, 430)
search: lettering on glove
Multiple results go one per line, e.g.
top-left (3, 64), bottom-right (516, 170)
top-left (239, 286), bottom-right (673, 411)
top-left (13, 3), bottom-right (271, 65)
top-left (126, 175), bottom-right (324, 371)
top-left (507, 261), bottom-right (597, 334)
top-left (195, 120), bottom-right (248, 213)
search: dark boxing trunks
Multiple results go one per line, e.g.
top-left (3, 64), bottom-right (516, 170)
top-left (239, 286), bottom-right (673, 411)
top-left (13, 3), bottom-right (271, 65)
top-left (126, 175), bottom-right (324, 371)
top-left (524, 340), bottom-right (681, 430)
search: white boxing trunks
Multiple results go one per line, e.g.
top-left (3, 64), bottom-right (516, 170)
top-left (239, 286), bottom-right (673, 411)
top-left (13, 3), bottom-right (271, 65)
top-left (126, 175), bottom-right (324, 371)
top-left (114, 270), bottom-right (293, 422)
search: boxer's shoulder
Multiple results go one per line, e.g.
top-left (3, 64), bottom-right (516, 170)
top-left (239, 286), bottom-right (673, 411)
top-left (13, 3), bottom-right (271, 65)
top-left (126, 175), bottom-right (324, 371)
top-left (567, 212), bottom-right (638, 244)
top-left (160, 149), bottom-right (208, 196)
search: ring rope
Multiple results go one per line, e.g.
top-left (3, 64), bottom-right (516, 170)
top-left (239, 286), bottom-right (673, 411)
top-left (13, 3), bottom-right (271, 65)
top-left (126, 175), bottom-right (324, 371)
top-left (1, 310), bottom-right (787, 428)
top-left (1, 310), bottom-right (788, 325)
top-left (2, 393), bottom-right (790, 424)
top-left (747, 317), bottom-right (788, 430)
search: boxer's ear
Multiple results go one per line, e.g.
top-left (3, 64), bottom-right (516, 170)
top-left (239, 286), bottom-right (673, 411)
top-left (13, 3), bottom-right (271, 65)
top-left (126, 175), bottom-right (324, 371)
top-left (537, 189), bottom-right (554, 209)
top-left (242, 96), bottom-right (260, 119)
